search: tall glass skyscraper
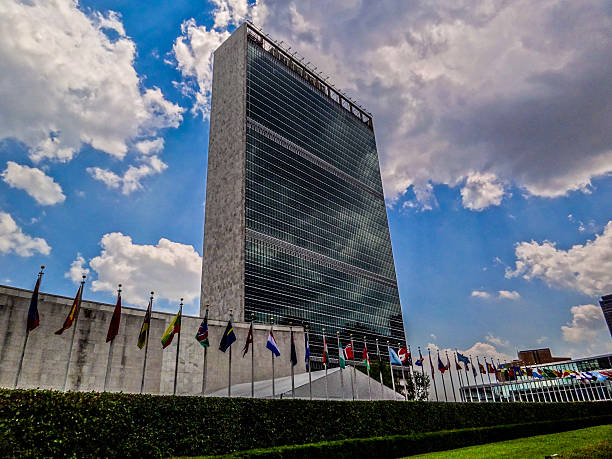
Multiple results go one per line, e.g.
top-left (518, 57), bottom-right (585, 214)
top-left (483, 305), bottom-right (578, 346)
top-left (201, 22), bottom-right (405, 359)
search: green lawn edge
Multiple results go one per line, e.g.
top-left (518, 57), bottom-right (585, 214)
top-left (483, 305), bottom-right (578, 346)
top-left (407, 424), bottom-right (612, 458)
top-left (187, 415), bottom-right (612, 458)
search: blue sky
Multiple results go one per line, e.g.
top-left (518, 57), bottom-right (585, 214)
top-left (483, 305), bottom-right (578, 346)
top-left (1, 0), bottom-right (611, 363)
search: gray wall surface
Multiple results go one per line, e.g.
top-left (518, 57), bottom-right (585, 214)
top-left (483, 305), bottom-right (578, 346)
top-left (0, 285), bottom-right (305, 395)
top-left (200, 22), bottom-right (247, 321)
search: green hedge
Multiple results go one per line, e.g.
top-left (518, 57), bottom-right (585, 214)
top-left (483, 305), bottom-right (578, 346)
top-left (214, 415), bottom-right (612, 458)
top-left (0, 389), bottom-right (610, 458)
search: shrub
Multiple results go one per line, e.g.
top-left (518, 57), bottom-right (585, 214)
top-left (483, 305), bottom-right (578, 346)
top-left (0, 389), bottom-right (610, 457)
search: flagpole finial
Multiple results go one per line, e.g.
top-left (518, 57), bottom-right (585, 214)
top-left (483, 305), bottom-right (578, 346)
top-left (151, 291), bottom-right (154, 295)
top-left (118, 284), bottom-right (122, 294)
top-left (336, 331), bottom-right (339, 335)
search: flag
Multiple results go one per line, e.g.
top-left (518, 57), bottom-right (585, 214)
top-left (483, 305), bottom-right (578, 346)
top-left (438, 356), bottom-right (447, 373)
top-left (455, 361), bottom-right (462, 371)
top-left (137, 298), bottom-right (152, 349)
top-left (398, 347), bottom-right (410, 365)
top-left (338, 341), bottom-right (346, 368)
top-left (415, 350), bottom-right (425, 366)
top-left (106, 292), bottom-right (122, 343)
top-left (457, 352), bottom-right (470, 365)
top-left (479, 362), bottom-right (486, 374)
top-left (429, 354), bottom-right (435, 375)
top-left (55, 284), bottom-right (83, 335)
top-left (195, 314), bottom-right (209, 347)
top-left (344, 342), bottom-right (354, 360)
top-left (322, 336), bottom-right (329, 365)
top-left (446, 355), bottom-right (452, 372)
top-left (219, 320), bottom-right (236, 352)
top-left (362, 343), bottom-right (370, 371)
top-left (304, 333), bottom-right (311, 371)
top-left (290, 331), bottom-right (297, 366)
top-left (161, 306), bottom-right (181, 349)
top-left (389, 347), bottom-right (402, 365)
top-left (471, 359), bottom-right (477, 377)
top-left (27, 273), bottom-right (42, 332)
top-left (242, 322), bottom-right (253, 357)
top-left (486, 362), bottom-right (496, 374)
top-left (266, 329), bottom-right (280, 356)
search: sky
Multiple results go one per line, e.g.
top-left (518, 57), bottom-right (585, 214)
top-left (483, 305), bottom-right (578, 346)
top-left (1, 0), bottom-right (611, 366)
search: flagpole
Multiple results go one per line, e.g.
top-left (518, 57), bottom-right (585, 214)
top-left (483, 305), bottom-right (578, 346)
top-left (388, 342), bottom-right (397, 398)
top-left (337, 332), bottom-right (345, 400)
top-left (483, 358), bottom-right (495, 402)
top-left (454, 352), bottom-right (465, 402)
top-left (63, 275), bottom-right (86, 392)
top-left (446, 351), bottom-right (457, 402)
top-left (418, 346), bottom-right (427, 401)
top-left (251, 313), bottom-right (255, 398)
top-left (228, 308), bottom-right (233, 398)
top-left (173, 299), bottom-right (183, 396)
top-left (104, 284), bottom-right (121, 392)
top-left (366, 337), bottom-right (371, 401)
top-left (141, 291), bottom-right (153, 394)
top-left (376, 339), bottom-right (384, 399)
top-left (428, 348), bottom-right (438, 401)
top-left (270, 316), bottom-right (275, 399)
top-left (290, 323), bottom-right (295, 399)
top-left (15, 266), bottom-right (44, 389)
top-left (477, 356), bottom-right (488, 402)
top-left (201, 304), bottom-right (209, 395)
top-left (399, 342), bottom-right (407, 401)
top-left (323, 328), bottom-right (328, 400)
top-left (408, 344), bottom-right (416, 400)
top-left (306, 325), bottom-right (312, 400)
top-left (350, 334), bottom-right (356, 401)
top-left (459, 350), bottom-right (473, 402)
top-left (438, 351), bottom-right (448, 402)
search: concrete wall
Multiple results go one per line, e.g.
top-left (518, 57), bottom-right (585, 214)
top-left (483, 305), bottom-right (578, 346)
top-left (0, 285), bottom-right (305, 395)
top-left (200, 23), bottom-right (247, 321)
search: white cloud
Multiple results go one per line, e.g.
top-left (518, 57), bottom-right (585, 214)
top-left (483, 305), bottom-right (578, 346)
top-left (1, 161), bottom-right (65, 205)
top-left (0, 212), bottom-right (50, 257)
top-left (87, 155), bottom-right (168, 195)
top-left (89, 232), bottom-right (202, 307)
top-left (561, 304), bottom-right (608, 344)
top-left (485, 333), bottom-right (509, 348)
top-left (65, 253), bottom-right (90, 283)
top-left (460, 172), bottom-right (505, 211)
top-left (190, 1), bottom-right (612, 210)
top-left (135, 138), bottom-right (165, 155)
top-left (506, 221), bottom-right (612, 295)
top-left (498, 290), bottom-right (520, 300)
top-left (471, 290), bottom-right (490, 299)
top-left (535, 336), bottom-right (548, 345)
top-left (0, 0), bottom-right (182, 162)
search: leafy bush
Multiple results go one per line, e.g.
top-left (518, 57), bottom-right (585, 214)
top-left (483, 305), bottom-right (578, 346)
top-left (214, 415), bottom-right (612, 458)
top-left (0, 389), bottom-right (610, 458)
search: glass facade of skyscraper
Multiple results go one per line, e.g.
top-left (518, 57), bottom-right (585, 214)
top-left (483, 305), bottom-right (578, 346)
top-left (243, 29), bottom-right (404, 358)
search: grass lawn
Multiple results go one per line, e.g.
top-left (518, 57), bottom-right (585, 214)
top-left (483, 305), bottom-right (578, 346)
top-left (408, 424), bottom-right (612, 458)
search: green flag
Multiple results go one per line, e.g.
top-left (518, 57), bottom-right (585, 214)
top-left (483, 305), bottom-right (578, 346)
top-left (338, 342), bottom-right (346, 369)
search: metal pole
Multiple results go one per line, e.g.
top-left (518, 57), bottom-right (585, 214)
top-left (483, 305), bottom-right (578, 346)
top-left (173, 300), bottom-right (183, 396)
top-left (323, 328), bottom-right (328, 400)
top-left (469, 356), bottom-right (481, 402)
top-left (438, 351), bottom-right (448, 402)
top-left (140, 292), bottom-right (153, 394)
top-left (290, 323), bottom-right (295, 399)
top-left (476, 356), bottom-right (487, 402)
top-left (446, 351), bottom-right (457, 402)
top-left (350, 335), bottom-right (356, 400)
top-left (306, 326), bottom-right (312, 400)
top-left (63, 276), bottom-right (86, 392)
top-left (484, 358), bottom-right (496, 402)
top-left (377, 339), bottom-right (384, 399)
top-left (15, 266), bottom-right (44, 389)
top-left (228, 308), bottom-right (233, 398)
top-left (399, 342), bottom-right (407, 401)
top-left (366, 337), bottom-right (371, 401)
top-left (419, 346), bottom-right (427, 401)
top-left (201, 305), bottom-right (209, 395)
top-left (337, 332), bottom-right (345, 400)
top-left (104, 284), bottom-right (121, 392)
top-left (463, 352), bottom-right (473, 402)
top-left (271, 317), bottom-right (275, 399)
top-left (408, 344), bottom-right (416, 400)
top-left (251, 314), bottom-right (255, 398)
top-left (428, 348), bottom-right (438, 401)
top-left (388, 342), bottom-right (397, 398)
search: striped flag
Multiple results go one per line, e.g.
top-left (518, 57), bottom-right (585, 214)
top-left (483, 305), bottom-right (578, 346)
top-left (161, 305), bottom-right (181, 349)
top-left (137, 298), bottom-right (152, 349)
top-left (322, 336), bottom-right (329, 365)
top-left (55, 284), bottom-right (83, 335)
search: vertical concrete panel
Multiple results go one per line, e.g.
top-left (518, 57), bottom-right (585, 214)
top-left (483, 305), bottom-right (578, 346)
top-left (200, 23), bottom-right (247, 322)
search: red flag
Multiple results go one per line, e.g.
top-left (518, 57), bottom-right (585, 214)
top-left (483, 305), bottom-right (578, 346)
top-left (479, 363), bottom-right (486, 374)
top-left (55, 284), bottom-right (83, 335)
top-left (26, 272), bottom-right (42, 332)
top-left (344, 342), bottom-right (354, 360)
top-left (242, 322), bottom-right (253, 357)
top-left (106, 292), bottom-right (122, 342)
top-left (398, 347), bottom-right (410, 365)
top-left (323, 336), bottom-right (328, 364)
